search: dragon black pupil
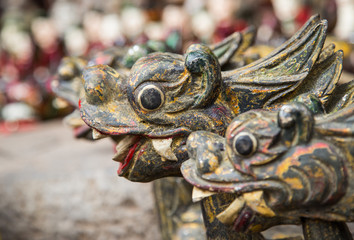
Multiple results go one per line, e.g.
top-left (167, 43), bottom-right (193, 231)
top-left (140, 87), bottom-right (162, 110)
top-left (235, 135), bottom-right (253, 156)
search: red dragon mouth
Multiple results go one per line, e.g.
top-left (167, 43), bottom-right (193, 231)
top-left (112, 135), bottom-right (142, 176)
top-left (89, 124), bottom-right (183, 179)
top-left (232, 207), bottom-right (255, 232)
top-left (117, 141), bottom-right (140, 175)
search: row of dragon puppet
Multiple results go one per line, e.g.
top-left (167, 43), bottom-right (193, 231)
top-left (52, 15), bottom-right (354, 240)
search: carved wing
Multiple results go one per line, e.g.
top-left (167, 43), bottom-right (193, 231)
top-left (326, 80), bottom-right (354, 112)
top-left (315, 103), bottom-right (354, 138)
top-left (210, 26), bottom-right (256, 66)
top-left (222, 15), bottom-right (328, 114)
top-left (279, 48), bottom-right (343, 105)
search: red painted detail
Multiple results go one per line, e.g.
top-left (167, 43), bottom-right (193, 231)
top-left (291, 142), bottom-right (329, 157)
top-left (137, 145), bottom-right (147, 159)
top-left (130, 119), bottom-right (137, 127)
top-left (312, 142), bottom-right (329, 149)
top-left (117, 141), bottom-right (140, 175)
top-left (162, 165), bottom-right (176, 170)
top-left (94, 55), bottom-right (111, 65)
top-left (233, 208), bottom-right (254, 232)
top-left (78, 99), bottom-right (81, 109)
top-left (216, 106), bottom-right (228, 114)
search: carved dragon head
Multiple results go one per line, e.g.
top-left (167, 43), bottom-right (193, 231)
top-left (79, 44), bottom-right (234, 181)
top-left (182, 102), bottom-right (354, 231)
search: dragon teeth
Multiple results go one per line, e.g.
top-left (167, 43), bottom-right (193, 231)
top-left (217, 197), bottom-right (246, 225)
top-left (192, 187), bottom-right (216, 202)
top-left (92, 129), bottom-right (108, 140)
top-left (112, 135), bottom-right (138, 163)
top-left (151, 138), bottom-right (178, 161)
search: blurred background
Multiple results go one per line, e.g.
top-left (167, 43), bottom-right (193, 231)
top-left (0, 0), bottom-right (353, 128)
top-left (0, 0), bottom-right (353, 239)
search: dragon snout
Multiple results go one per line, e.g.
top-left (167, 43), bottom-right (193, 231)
top-left (83, 65), bottom-right (122, 105)
top-left (58, 61), bottom-right (76, 81)
top-left (187, 131), bottom-right (224, 175)
top-left (58, 57), bottom-right (87, 81)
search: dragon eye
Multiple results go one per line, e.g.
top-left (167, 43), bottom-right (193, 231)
top-left (137, 85), bottom-right (164, 111)
top-left (233, 132), bottom-right (257, 157)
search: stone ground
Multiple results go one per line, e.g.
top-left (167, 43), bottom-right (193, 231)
top-left (0, 120), bottom-right (353, 240)
top-left (0, 120), bottom-right (161, 240)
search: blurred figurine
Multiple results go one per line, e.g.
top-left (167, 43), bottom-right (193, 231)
top-left (207, 0), bottom-right (248, 43)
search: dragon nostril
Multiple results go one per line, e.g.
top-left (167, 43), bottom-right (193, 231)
top-left (214, 142), bottom-right (225, 151)
top-left (195, 148), bottom-right (221, 175)
top-left (84, 80), bottom-right (105, 105)
top-left (83, 65), bottom-right (119, 105)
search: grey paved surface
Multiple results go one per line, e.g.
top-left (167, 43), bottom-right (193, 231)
top-left (0, 120), bottom-right (161, 240)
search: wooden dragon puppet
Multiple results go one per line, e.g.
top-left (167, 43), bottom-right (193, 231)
top-left (77, 15), bottom-right (348, 239)
top-left (49, 13), bottom-right (351, 239)
top-left (182, 100), bottom-right (354, 239)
